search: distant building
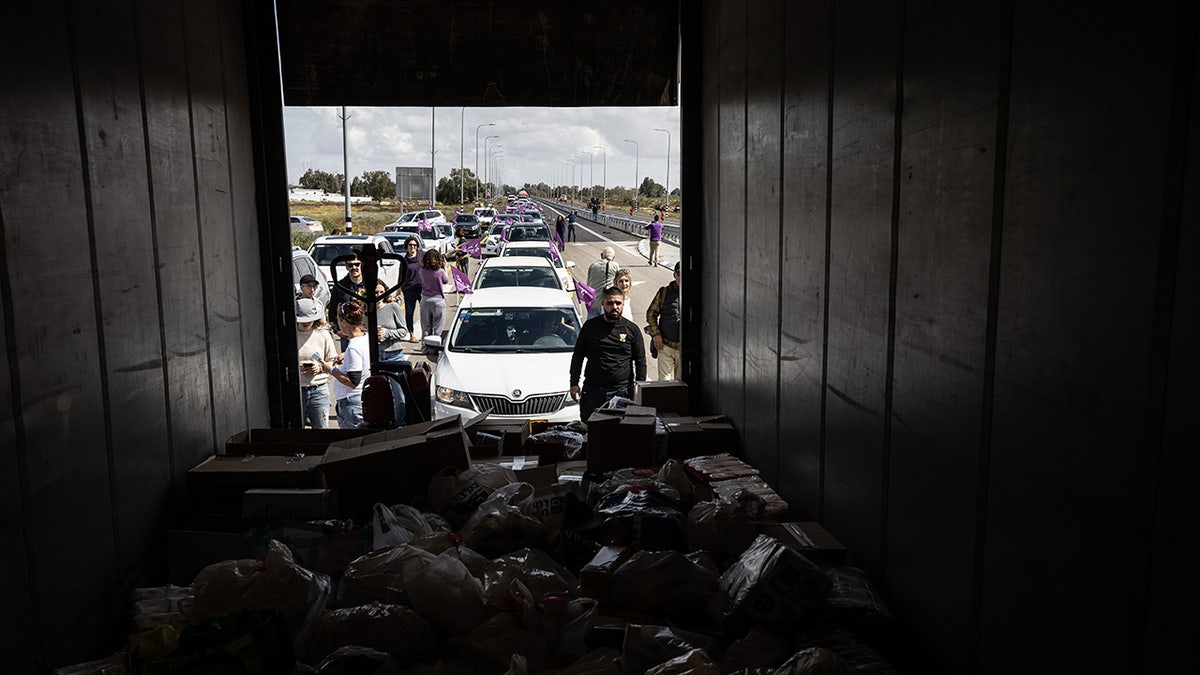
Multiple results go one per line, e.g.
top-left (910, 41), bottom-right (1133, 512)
top-left (289, 187), bottom-right (372, 203)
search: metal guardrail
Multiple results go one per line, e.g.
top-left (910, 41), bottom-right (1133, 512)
top-left (534, 198), bottom-right (681, 245)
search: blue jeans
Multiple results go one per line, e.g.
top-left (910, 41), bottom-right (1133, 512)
top-left (336, 395), bottom-right (363, 429)
top-left (302, 384), bottom-right (330, 428)
top-left (579, 383), bottom-right (634, 424)
top-left (402, 285), bottom-right (422, 333)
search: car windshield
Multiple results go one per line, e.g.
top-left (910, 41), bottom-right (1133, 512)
top-left (504, 225), bottom-right (552, 242)
top-left (450, 307), bottom-right (579, 352)
top-left (309, 243), bottom-right (366, 265)
top-left (455, 215), bottom-right (477, 224)
top-left (379, 233), bottom-right (411, 249)
top-left (501, 247), bottom-right (560, 266)
top-left (437, 224), bottom-right (454, 238)
top-left (477, 266), bottom-right (562, 290)
top-left (476, 209), bottom-right (495, 217)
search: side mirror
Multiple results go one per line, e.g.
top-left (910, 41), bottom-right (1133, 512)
top-left (423, 334), bottom-right (444, 352)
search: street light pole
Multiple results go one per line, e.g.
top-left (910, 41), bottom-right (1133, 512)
top-left (340, 106), bottom-right (351, 233)
top-left (624, 139), bottom-right (638, 210)
top-left (654, 128), bottom-right (671, 210)
top-left (567, 159), bottom-right (575, 202)
top-left (483, 136), bottom-right (499, 198)
top-left (474, 122), bottom-right (494, 203)
top-left (581, 150), bottom-right (593, 201)
top-left (593, 145), bottom-right (606, 208)
top-left (459, 107), bottom-right (465, 206)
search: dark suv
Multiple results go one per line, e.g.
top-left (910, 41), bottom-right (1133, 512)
top-left (454, 213), bottom-right (481, 239)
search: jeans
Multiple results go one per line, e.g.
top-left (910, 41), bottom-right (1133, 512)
top-left (568, 224), bottom-right (577, 241)
top-left (402, 286), bottom-right (422, 334)
top-left (378, 348), bottom-right (407, 363)
top-left (302, 384), bottom-right (330, 428)
top-left (579, 382), bottom-right (635, 424)
top-left (336, 395), bottom-right (363, 429)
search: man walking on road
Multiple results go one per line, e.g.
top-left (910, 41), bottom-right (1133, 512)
top-left (645, 261), bottom-right (682, 380)
top-left (567, 210), bottom-right (578, 241)
top-left (570, 286), bottom-right (647, 423)
top-left (647, 214), bottom-right (664, 266)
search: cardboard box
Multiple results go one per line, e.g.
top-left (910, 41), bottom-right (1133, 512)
top-left (224, 427), bottom-right (374, 456)
top-left (635, 381), bottom-right (690, 414)
top-left (664, 415), bottom-right (739, 460)
top-left (465, 413), bottom-right (503, 459)
top-left (758, 522), bottom-right (846, 564)
top-left (318, 417), bottom-right (472, 519)
top-left (188, 454), bottom-right (325, 515)
top-left (586, 406), bottom-right (659, 472)
top-left (242, 488), bottom-right (339, 521)
top-left (579, 546), bottom-right (633, 607)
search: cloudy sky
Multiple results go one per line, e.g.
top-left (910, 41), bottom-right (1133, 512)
top-left (283, 106), bottom-right (681, 194)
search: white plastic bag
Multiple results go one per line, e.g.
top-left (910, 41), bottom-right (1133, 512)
top-left (406, 550), bottom-right (487, 634)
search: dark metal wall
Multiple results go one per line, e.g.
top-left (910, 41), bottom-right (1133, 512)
top-left (696, 0), bottom-right (1198, 672)
top-left (0, 0), bottom-right (269, 669)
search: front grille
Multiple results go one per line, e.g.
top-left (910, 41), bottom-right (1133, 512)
top-left (470, 393), bottom-right (566, 416)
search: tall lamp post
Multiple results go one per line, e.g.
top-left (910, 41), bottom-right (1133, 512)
top-left (567, 158), bottom-right (575, 202)
top-left (624, 139), bottom-right (638, 210)
top-left (483, 136), bottom-right (499, 198)
top-left (474, 123), bottom-right (495, 203)
top-left (489, 148), bottom-right (504, 197)
top-left (593, 145), bottom-right (606, 208)
top-left (654, 127), bottom-right (671, 210)
top-left (581, 150), bottom-right (593, 202)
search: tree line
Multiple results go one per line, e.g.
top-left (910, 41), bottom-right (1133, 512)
top-left (297, 168), bottom-right (396, 202)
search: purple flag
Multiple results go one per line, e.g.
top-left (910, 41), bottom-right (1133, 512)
top-left (451, 265), bottom-right (473, 293)
top-left (575, 279), bottom-right (596, 309)
top-left (500, 224), bottom-right (509, 242)
top-left (554, 231), bottom-right (564, 249)
top-left (548, 244), bottom-right (561, 263)
top-left (418, 215), bottom-right (433, 233)
top-left (460, 237), bottom-right (482, 258)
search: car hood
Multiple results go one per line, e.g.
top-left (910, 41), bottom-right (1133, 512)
top-left (435, 349), bottom-right (573, 398)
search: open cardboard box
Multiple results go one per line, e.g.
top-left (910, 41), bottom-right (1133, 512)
top-left (318, 416), bottom-right (471, 519)
top-left (223, 427), bottom-right (374, 456)
top-left (187, 454), bottom-right (325, 515)
top-left (586, 405), bottom-right (659, 472)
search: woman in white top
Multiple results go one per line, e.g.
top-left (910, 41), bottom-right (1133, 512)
top-left (613, 267), bottom-right (634, 321)
top-left (296, 297), bottom-right (338, 428)
top-left (330, 299), bottom-right (370, 429)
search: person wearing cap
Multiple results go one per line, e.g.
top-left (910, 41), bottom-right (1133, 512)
top-left (645, 261), bottom-right (682, 380)
top-left (297, 273), bottom-right (326, 316)
top-left (296, 297), bottom-right (338, 428)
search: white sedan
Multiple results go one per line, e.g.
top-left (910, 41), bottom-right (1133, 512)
top-left (424, 287), bottom-right (582, 424)
top-left (498, 240), bottom-right (575, 292)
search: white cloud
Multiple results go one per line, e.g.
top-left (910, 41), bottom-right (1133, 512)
top-left (284, 105), bottom-right (681, 193)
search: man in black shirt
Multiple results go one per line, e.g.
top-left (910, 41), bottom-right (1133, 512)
top-left (570, 286), bottom-right (647, 423)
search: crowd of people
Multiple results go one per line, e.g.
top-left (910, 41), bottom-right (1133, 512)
top-left (295, 204), bottom-right (682, 428)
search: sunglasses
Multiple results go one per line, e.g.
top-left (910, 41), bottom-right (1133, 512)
top-left (345, 262), bottom-right (362, 269)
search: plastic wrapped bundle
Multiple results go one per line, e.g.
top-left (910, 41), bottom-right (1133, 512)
top-left (819, 565), bottom-right (898, 655)
top-left (622, 624), bottom-right (722, 675)
top-left (685, 499), bottom-right (759, 558)
top-left (584, 486), bottom-right (687, 551)
top-left (406, 550), bottom-right (488, 635)
top-left (792, 629), bottom-right (899, 674)
top-left (609, 550), bottom-right (719, 617)
top-left (309, 603), bottom-right (433, 665)
top-left (482, 548), bottom-right (581, 605)
top-left (721, 626), bottom-right (790, 673)
top-left (644, 648), bottom-right (720, 675)
top-left (314, 646), bottom-right (399, 674)
top-left (337, 544), bottom-right (437, 608)
top-left (428, 463), bottom-right (519, 528)
top-left (708, 535), bottom-right (830, 632)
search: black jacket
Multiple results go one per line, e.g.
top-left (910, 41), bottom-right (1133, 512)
top-left (570, 316), bottom-right (647, 388)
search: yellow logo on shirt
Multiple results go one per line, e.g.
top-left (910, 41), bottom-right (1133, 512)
top-left (618, 332), bottom-right (627, 342)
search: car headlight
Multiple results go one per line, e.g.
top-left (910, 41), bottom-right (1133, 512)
top-left (436, 386), bottom-right (474, 410)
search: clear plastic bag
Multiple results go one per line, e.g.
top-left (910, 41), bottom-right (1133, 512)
top-left (622, 624), bottom-right (721, 675)
top-left (314, 646), bottom-right (400, 675)
top-left (406, 549), bottom-right (488, 634)
top-left (644, 648), bottom-right (720, 675)
top-left (187, 539), bottom-right (331, 649)
top-left (429, 463), bottom-right (519, 528)
top-left (685, 499), bottom-right (758, 558)
top-left (337, 544), bottom-right (437, 608)
top-left (482, 548), bottom-right (581, 605)
top-left (721, 626), bottom-right (789, 672)
top-left (460, 484), bottom-right (549, 556)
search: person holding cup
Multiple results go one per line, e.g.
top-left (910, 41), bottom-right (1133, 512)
top-left (296, 297), bottom-right (338, 428)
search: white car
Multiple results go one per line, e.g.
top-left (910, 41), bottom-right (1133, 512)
top-left (382, 223), bottom-right (450, 254)
top-left (290, 215), bottom-right (323, 233)
top-left (498, 240), bottom-right (575, 292)
top-left (425, 287), bottom-right (583, 424)
top-left (390, 209), bottom-right (447, 228)
top-left (307, 234), bottom-right (404, 291)
top-left (473, 207), bottom-right (496, 227)
top-left (291, 246), bottom-right (331, 308)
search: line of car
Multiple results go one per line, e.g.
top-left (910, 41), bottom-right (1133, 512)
top-left (292, 198), bottom-right (586, 425)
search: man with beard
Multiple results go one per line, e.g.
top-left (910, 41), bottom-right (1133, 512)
top-left (569, 286), bottom-right (647, 423)
top-left (329, 250), bottom-right (366, 350)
